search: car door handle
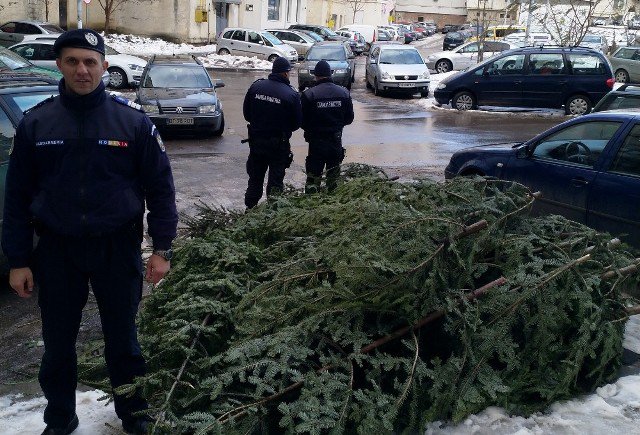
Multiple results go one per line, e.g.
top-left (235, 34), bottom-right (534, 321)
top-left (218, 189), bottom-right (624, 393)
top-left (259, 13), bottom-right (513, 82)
top-left (558, 80), bottom-right (567, 85)
top-left (514, 80), bottom-right (522, 84)
top-left (571, 177), bottom-right (589, 187)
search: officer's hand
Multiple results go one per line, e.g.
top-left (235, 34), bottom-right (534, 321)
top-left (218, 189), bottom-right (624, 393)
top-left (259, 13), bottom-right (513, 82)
top-left (145, 255), bottom-right (170, 285)
top-left (9, 267), bottom-right (34, 298)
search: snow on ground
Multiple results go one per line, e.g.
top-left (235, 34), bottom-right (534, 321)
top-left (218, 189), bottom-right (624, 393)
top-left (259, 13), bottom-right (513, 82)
top-left (104, 33), bottom-right (271, 70)
top-left (1, 316), bottom-right (638, 434)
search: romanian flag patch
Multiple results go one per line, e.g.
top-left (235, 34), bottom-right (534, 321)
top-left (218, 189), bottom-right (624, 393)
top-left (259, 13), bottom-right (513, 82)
top-left (98, 140), bottom-right (129, 148)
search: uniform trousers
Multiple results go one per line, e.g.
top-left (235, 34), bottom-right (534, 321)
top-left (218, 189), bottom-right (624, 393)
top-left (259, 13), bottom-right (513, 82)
top-left (245, 138), bottom-right (292, 208)
top-left (34, 225), bottom-right (147, 427)
top-left (305, 133), bottom-right (345, 193)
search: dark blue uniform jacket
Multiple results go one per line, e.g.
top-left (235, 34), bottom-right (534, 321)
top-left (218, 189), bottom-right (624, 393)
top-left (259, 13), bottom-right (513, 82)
top-left (243, 73), bottom-right (302, 139)
top-left (301, 78), bottom-right (354, 135)
top-left (2, 80), bottom-right (178, 268)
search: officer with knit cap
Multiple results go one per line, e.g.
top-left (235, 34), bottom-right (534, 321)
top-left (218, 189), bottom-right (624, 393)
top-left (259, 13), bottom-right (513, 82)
top-left (242, 56), bottom-right (302, 208)
top-left (301, 60), bottom-right (354, 192)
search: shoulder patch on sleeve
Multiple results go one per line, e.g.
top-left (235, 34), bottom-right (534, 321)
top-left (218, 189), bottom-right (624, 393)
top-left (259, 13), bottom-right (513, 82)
top-left (23, 96), bottom-right (55, 115)
top-left (151, 124), bottom-right (165, 153)
top-left (110, 94), bottom-right (144, 112)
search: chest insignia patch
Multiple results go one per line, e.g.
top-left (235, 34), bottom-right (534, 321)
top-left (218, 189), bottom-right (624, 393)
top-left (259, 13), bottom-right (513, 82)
top-left (35, 140), bottom-right (65, 146)
top-left (98, 140), bottom-right (129, 148)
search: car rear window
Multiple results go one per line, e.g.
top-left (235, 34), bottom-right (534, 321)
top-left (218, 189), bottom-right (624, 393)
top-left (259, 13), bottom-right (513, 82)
top-left (567, 53), bottom-right (607, 75)
top-left (596, 94), bottom-right (640, 111)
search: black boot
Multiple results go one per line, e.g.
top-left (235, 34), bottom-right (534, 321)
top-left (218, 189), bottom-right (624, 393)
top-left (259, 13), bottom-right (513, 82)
top-left (41, 413), bottom-right (79, 435)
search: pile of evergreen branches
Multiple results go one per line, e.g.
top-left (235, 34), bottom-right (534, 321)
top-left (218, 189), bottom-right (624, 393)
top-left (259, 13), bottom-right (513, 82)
top-left (88, 165), bottom-right (640, 434)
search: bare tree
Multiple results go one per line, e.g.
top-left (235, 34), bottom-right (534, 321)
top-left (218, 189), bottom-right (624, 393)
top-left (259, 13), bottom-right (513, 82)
top-left (96, 0), bottom-right (155, 34)
top-left (341, 0), bottom-right (366, 23)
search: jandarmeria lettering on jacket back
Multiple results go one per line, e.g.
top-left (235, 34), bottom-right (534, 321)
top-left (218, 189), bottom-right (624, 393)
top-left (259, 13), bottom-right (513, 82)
top-left (317, 101), bottom-right (342, 108)
top-left (255, 94), bottom-right (281, 104)
top-left (35, 140), bottom-right (64, 146)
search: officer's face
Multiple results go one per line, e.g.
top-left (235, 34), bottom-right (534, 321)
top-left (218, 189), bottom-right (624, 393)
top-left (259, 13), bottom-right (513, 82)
top-left (56, 47), bottom-right (108, 96)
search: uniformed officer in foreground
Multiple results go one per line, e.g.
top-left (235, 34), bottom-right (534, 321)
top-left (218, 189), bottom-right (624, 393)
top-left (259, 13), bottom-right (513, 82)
top-left (243, 56), bottom-right (302, 208)
top-left (301, 60), bottom-right (354, 192)
top-left (2, 29), bottom-right (178, 435)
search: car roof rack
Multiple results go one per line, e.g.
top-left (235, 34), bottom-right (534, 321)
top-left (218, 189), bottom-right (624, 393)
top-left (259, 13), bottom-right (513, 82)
top-left (148, 54), bottom-right (202, 65)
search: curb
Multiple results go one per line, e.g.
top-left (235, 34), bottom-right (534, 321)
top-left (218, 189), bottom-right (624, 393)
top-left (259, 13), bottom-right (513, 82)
top-left (205, 67), bottom-right (270, 73)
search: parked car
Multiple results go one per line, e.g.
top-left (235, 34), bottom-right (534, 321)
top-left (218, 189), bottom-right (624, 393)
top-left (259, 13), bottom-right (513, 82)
top-left (592, 18), bottom-right (606, 26)
top-left (377, 29), bottom-right (392, 42)
top-left (297, 41), bottom-right (355, 91)
top-left (135, 55), bottom-right (225, 136)
top-left (266, 29), bottom-right (316, 59)
top-left (592, 84), bottom-right (640, 112)
top-left (579, 34), bottom-right (609, 53)
top-left (217, 28), bottom-right (298, 62)
top-left (9, 39), bottom-right (132, 87)
top-left (629, 16), bottom-right (640, 30)
top-left (474, 25), bottom-right (526, 42)
top-left (434, 46), bottom-right (614, 115)
top-left (365, 44), bottom-right (430, 97)
top-left (503, 32), bottom-right (553, 48)
top-left (0, 45), bottom-right (61, 80)
top-left (445, 111), bottom-right (640, 246)
top-left (379, 26), bottom-right (400, 42)
top-left (608, 46), bottom-right (640, 83)
top-left (427, 41), bottom-right (515, 73)
top-left (0, 20), bottom-right (63, 47)
top-left (288, 24), bottom-right (347, 42)
top-left (9, 39), bottom-right (147, 89)
top-left (443, 31), bottom-right (466, 51)
top-left (0, 73), bottom-right (59, 258)
top-left (337, 24), bottom-right (377, 45)
top-left (442, 24), bottom-right (460, 34)
top-left (335, 30), bottom-right (366, 55)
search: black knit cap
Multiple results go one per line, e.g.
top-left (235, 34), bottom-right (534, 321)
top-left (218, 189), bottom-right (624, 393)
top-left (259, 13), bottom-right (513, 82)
top-left (272, 56), bottom-right (292, 74)
top-left (53, 29), bottom-right (105, 56)
top-left (313, 60), bottom-right (332, 77)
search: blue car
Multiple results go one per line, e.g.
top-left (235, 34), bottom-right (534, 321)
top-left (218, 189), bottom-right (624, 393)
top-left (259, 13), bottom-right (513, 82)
top-left (445, 111), bottom-right (640, 246)
top-left (434, 46), bottom-right (614, 115)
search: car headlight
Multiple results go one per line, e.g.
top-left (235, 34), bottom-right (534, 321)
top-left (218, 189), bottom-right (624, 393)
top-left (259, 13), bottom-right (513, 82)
top-left (381, 71), bottom-right (392, 80)
top-left (335, 68), bottom-right (348, 74)
top-left (436, 83), bottom-right (447, 90)
top-left (420, 71), bottom-right (430, 79)
top-left (128, 64), bottom-right (144, 71)
top-left (198, 105), bottom-right (216, 114)
top-left (142, 104), bottom-right (159, 114)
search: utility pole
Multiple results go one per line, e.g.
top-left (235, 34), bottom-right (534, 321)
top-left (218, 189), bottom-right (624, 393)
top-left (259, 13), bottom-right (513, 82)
top-left (77, 0), bottom-right (83, 29)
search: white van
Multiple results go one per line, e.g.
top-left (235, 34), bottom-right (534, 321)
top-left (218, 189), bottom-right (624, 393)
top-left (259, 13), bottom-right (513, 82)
top-left (338, 24), bottom-right (377, 44)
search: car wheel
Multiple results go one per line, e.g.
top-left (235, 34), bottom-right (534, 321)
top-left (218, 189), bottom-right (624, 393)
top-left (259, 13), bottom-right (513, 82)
top-left (615, 69), bottom-right (630, 83)
top-left (373, 78), bottom-right (383, 96)
top-left (268, 54), bottom-right (279, 62)
top-left (565, 94), bottom-right (592, 115)
top-left (107, 67), bottom-right (127, 89)
top-left (212, 113), bottom-right (225, 137)
top-left (218, 48), bottom-right (231, 55)
top-left (420, 91), bottom-right (429, 98)
top-left (435, 59), bottom-right (452, 73)
top-left (452, 91), bottom-right (476, 111)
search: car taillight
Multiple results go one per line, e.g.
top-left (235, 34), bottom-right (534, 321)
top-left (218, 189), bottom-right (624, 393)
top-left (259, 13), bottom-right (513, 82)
top-left (606, 78), bottom-right (615, 88)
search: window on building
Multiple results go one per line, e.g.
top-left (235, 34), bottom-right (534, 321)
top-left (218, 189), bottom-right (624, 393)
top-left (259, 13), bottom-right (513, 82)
top-left (268, 0), bottom-right (280, 21)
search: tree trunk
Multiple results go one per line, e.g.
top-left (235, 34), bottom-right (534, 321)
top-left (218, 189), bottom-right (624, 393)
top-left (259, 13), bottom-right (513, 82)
top-left (105, 5), bottom-right (112, 35)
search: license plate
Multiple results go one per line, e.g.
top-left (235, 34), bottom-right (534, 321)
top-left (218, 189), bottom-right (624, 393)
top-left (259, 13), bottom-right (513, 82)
top-left (398, 83), bottom-right (414, 88)
top-left (167, 118), bottom-right (194, 125)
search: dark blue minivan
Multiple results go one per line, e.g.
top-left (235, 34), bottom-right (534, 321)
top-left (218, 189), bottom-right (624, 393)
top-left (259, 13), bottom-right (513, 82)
top-left (434, 46), bottom-right (614, 115)
top-left (445, 111), bottom-right (640, 246)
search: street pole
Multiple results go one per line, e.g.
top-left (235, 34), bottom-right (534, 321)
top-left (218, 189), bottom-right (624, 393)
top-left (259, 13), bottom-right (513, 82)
top-left (525, 0), bottom-right (534, 40)
top-left (77, 0), bottom-right (83, 29)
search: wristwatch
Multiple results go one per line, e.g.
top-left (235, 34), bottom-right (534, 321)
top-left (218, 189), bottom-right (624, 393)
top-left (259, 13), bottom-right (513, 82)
top-left (153, 249), bottom-right (173, 261)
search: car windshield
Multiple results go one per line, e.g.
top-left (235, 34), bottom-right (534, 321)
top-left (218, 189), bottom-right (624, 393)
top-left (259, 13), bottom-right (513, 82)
top-left (261, 32), bottom-right (282, 45)
top-left (306, 46), bottom-right (345, 61)
top-left (105, 45), bottom-right (119, 55)
top-left (583, 35), bottom-right (601, 43)
top-left (41, 24), bottom-right (64, 33)
top-left (323, 28), bottom-right (339, 37)
top-left (305, 32), bottom-right (323, 42)
top-left (379, 49), bottom-right (423, 64)
top-left (0, 48), bottom-right (32, 69)
top-left (143, 65), bottom-right (212, 88)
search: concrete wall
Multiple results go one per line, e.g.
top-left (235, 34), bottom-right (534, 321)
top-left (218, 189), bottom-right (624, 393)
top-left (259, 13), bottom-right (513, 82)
top-left (1, 0), bottom-right (62, 24)
top-left (239, 0), bottom-right (309, 30)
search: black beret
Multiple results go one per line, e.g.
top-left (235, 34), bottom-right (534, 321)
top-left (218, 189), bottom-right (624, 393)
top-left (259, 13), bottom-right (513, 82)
top-left (53, 29), bottom-right (105, 56)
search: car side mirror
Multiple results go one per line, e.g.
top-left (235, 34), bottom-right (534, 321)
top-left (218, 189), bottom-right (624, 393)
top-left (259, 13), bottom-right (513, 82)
top-left (259, 40), bottom-right (264, 45)
top-left (516, 144), bottom-right (530, 158)
top-left (214, 80), bottom-right (225, 88)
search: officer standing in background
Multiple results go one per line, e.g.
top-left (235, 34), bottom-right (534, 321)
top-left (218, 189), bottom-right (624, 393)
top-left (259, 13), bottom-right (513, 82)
top-left (243, 56), bottom-right (302, 209)
top-left (301, 60), bottom-right (354, 193)
top-left (2, 29), bottom-right (178, 435)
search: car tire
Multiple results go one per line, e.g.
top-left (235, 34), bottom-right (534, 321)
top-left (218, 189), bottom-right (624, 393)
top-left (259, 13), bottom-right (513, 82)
top-left (420, 91), bottom-right (429, 98)
top-left (565, 94), bottom-right (592, 115)
top-left (107, 67), bottom-right (127, 89)
top-left (212, 113), bottom-right (225, 137)
top-left (268, 54), bottom-right (279, 62)
top-left (218, 48), bottom-right (231, 55)
top-left (435, 59), bottom-right (452, 74)
top-left (373, 78), bottom-right (383, 97)
top-left (615, 69), bottom-right (630, 83)
top-left (452, 91), bottom-right (476, 111)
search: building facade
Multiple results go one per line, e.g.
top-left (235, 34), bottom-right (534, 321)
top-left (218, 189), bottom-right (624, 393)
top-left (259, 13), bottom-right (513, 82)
top-left (393, 0), bottom-right (467, 27)
top-left (467, 0), bottom-right (517, 28)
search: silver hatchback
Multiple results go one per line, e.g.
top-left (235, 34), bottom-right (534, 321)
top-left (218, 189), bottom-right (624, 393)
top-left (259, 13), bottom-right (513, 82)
top-left (217, 28), bottom-right (297, 63)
